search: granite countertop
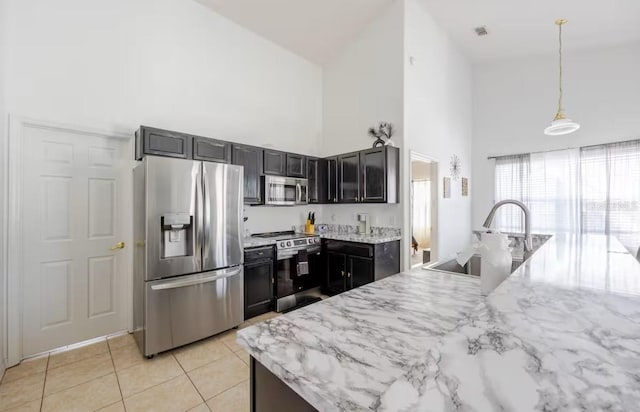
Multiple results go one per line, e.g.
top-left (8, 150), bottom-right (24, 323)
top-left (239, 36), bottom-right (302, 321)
top-left (243, 233), bottom-right (401, 248)
top-left (237, 234), bottom-right (640, 411)
top-left (318, 232), bottom-right (402, 244)
top-left (242, 237), bottom-right (276, 248)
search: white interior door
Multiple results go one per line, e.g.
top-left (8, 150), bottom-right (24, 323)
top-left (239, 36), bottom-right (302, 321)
top-left (21, 125), bottom-right (131, 357)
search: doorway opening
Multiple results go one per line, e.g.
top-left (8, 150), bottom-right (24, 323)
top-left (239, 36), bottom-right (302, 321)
top-left (410, 154), bottom-right (438, 268)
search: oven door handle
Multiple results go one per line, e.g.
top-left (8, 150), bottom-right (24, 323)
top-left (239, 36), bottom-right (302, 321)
top-left (277, 249), bottom-right (321, 260)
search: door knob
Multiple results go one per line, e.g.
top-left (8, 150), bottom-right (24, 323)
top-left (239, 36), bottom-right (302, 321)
top-left (110, 241), bottom-right (125, 250)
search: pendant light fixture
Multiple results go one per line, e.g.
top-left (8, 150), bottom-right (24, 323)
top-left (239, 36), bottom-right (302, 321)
top-left (544, 19), bottom-right (580, 136)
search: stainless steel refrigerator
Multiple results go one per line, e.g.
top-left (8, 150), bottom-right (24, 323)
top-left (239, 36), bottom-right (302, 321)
top-left (133, 156), bottom-right (244, 357)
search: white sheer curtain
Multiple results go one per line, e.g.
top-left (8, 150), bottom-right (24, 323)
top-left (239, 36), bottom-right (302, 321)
top-left (580, 140), bottom-right (640, 248)
top-left (529, 149), bottom-right (581, 234)
top-left (494, 139), bottom-right (640, 250)
top-left (494, 154), bottom-right (530, 231)
top-left (412, 180), bottom-right (431, 248)
top-left (495, 150), bottom-right (580, 234)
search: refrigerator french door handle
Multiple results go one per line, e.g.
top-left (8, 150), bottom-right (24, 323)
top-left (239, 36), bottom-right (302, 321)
top-left (202, 164), bottom-right (211, 267)
top-left (195, 164), bottom-right (204, 272)
top-left (150, 267), bottom-right (243, 290)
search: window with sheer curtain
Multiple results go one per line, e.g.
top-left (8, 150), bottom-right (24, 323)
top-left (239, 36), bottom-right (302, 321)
top-left (494, 139), bottom-right (640, 249)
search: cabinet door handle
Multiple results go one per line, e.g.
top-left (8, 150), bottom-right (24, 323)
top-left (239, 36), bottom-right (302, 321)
top-left (271, 277), bottom-right (274, 284)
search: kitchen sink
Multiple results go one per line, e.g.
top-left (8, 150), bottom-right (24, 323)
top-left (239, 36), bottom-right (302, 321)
top-left (426, 254), bottom-right (523, 277)
top-left (424, 233), bottom-right (551, 278)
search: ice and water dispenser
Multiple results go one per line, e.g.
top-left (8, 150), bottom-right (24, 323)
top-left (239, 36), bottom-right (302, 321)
top-left (160, 213), bottom-right (193, 258)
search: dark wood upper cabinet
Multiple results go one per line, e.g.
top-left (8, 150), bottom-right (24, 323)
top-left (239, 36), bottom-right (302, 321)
top-left (338, 152), bottom-right (360, 203)
top-left (135, 125), bottom-right (399, 205)
top-left (326, 157), bottom-right (338, 203)
top-left (192, 136), bottom-right (231, 163)
top-left (136, 126), bottom-right (192, 160)
top-left (286, 153), bottom-right (307, 178)
top-left (232, 144), bottom-right (263, 205)
top-left (360, 147), bottom-right (386, 203)
top-left (307, 157), bottom-right (327, 204)
top-left (263, 150), bottom-right (287, 176)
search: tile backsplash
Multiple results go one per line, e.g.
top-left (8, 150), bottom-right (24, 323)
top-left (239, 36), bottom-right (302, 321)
top-left (244, 203), bottom-right (401, 236)
top-left (296, 223), bottom-right (401, 236)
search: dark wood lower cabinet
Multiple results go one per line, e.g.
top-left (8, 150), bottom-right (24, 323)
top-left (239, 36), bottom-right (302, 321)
top-left (349, 255), bottom-right (374, 289)
top-left (251, 357), bottom-right (317, 412)
top-left (325, 251), bottom-right (347, 295)
top-left (323, 239), bottom-right (400, 296)
top-left (244, 246), bottom-right (275, 320)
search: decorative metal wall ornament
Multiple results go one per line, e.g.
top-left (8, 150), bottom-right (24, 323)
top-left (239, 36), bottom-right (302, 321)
top-left (449, 155), bottom-right (461, 180)
top-left (368, 122), bottom-right (395, 148)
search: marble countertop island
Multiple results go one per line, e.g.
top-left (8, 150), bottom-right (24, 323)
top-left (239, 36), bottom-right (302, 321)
top-left (237, 234), bottom-right (640, 411)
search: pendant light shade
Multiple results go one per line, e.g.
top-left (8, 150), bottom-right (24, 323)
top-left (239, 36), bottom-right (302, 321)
top-left (544, 19), bottom-right (580, 136)
top-left (544, 116), bottom-right (580, 136)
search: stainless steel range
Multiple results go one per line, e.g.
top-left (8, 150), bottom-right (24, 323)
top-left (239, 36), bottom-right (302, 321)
top-left (252, 231), bottom-right (322, 312)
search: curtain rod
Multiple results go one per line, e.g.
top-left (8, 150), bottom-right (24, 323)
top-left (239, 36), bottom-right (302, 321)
top-left (486, 138), bottom-right (640, 160)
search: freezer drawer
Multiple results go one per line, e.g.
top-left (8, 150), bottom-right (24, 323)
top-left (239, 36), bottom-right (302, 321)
top-left (140, 266), bottom-right (244, 356)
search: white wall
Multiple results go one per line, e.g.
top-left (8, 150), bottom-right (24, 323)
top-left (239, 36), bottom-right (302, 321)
top-left (3, 0), bottom-right (324, 237)
top-left (472, 43), bottom-right (640, 228)
top-left (0, 0), bottom-right (7, 378)
top-left (321, 0), bottom-right (405, 231)
top-left (402, 0), bottom-right (473, 266)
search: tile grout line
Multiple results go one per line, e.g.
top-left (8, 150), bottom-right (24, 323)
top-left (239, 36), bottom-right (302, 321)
top-left (174, 352), bottom-right (209, 408)
top-left (208, 378), bottom-right (249, 404)
top-left (115, 353), bottom-right (190, 401)
top-left (107, 339), bottom-right (127, 412)
top-left (46, 340), bottom-right (110, 372)
top-left (39, 354), bottom-right (50, 412)
top-left (37, 353), bottom-right (116, 401)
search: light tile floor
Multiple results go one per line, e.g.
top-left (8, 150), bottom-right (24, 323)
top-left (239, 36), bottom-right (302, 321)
top-left (0, 311), bottom-right (281, 412)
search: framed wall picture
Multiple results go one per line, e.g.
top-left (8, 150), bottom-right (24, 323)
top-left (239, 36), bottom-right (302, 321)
top-left (462, 177), bottom-right (468, 196)
top-left (443, 177), bottom-right (451, 198)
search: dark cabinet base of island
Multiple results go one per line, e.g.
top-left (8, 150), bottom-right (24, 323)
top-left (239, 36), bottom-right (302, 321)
top-left (250, 357), bottom-right (317, 412)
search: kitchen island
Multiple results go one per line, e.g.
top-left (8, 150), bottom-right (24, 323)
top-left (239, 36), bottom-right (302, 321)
top-left (237, 234), bottom-right (640, 411)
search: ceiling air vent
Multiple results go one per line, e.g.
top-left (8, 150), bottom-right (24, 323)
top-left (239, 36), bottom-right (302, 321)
top-left (474, 26), bottom-right (488, 36)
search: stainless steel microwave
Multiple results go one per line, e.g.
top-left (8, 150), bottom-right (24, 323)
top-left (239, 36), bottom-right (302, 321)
top-left (264, 175), bottom-right (308, 206)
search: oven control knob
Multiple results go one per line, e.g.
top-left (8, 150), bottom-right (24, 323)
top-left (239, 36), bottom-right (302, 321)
top-left (280, 242), bottom-right (285, 248)
top-left (286, 241), bottom-right (291, 247)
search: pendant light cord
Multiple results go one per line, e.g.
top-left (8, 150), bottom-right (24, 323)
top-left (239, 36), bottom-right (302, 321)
top-left (557, 22), bottom-right (563, 118)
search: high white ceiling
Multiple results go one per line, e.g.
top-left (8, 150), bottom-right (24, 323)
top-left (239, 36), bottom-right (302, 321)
top-left (195, 0), bottom-right (395, 65)
top-left (420, 0), bottom-right (640, 61)
top-left (196, 0), bottom-right (640, 64)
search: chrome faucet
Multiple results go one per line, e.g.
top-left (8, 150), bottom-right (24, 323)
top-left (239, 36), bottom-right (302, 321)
top-left (482, 199), bottom-right (533, 252)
